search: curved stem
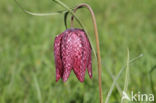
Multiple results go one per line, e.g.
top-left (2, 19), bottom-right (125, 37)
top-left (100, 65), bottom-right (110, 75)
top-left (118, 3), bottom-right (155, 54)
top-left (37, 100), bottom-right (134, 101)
top-left (71, 4), bottom-right (103, 103)
top-left (70, 6), bottom-right (84, 28)
top-left (53, 0), bottom-right (84, 28)
top-left (64, 11), bottom-right (69, 29)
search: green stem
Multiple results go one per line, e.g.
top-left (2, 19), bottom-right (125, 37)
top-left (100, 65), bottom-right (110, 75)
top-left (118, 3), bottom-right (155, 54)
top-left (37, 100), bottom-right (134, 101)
top-left (53, 0), bottom-right (83, 28)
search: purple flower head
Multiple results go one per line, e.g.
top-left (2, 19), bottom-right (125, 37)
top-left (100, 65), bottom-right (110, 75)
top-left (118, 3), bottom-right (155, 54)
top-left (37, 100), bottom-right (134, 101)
top-left (54, 28), bottom-right (92, 82)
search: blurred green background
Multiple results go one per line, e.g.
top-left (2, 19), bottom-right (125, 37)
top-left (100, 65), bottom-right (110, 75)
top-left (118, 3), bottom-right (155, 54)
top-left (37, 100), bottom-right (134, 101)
top-left (0, 0), bottom-right (155, 103)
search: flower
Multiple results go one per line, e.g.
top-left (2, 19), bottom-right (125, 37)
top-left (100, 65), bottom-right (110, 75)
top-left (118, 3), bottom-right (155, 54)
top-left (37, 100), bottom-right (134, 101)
top-left (54, 28), bottom-right (92, 82)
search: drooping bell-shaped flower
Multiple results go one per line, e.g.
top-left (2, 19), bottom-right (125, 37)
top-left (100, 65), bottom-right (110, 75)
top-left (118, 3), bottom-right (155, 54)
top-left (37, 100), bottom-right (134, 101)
top-left (54, 28), bottom-right (92, 82)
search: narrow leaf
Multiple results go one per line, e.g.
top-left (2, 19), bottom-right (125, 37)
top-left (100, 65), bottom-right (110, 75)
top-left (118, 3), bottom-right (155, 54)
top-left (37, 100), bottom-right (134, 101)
top-left (121, 48), bottom-right (130, 103)
top-left (15, 0), bottom-right (66, 16)
top-left (33, 74), bottom-right (42, 103)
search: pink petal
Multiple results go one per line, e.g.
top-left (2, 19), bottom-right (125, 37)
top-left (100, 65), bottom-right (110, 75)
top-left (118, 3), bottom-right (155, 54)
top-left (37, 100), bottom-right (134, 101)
top-left (87, 50), bottom-right (92, 78)
top-left (72, 32), bottom-right (86, 82)
top-left (54, 34), bottom-right (63, 82)
top-left (61, 31), bottom-right (73, 82)
top-left (79, 30), bottom-right (92, 78)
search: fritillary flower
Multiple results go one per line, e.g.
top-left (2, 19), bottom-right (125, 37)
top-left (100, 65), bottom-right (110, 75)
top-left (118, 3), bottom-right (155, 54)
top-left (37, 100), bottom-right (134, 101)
top-left (54, 28), bottom-right (92, 82)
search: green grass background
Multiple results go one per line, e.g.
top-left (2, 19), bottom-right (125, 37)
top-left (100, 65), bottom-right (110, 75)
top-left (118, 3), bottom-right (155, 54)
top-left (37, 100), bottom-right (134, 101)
top-left (0, 0), bottom-right (155, 103)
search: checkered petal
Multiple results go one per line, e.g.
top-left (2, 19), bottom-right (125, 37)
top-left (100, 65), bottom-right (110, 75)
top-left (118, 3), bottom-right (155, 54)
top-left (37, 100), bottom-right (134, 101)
top-left (54, 34), bottom-right (63, 82)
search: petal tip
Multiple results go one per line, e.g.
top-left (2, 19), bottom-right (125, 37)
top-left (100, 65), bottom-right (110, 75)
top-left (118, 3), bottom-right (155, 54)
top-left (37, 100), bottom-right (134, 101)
top-left (62, 77), bottom-right (68, 82)
top-left (56, 76), bottom-right (61, 82)
top-left (79, 79), bottom-right (84, 83)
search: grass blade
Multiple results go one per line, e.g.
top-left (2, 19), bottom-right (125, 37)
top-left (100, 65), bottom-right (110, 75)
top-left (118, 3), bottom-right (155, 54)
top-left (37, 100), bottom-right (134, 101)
top-left (121, 48), bottom-right (130, 103)
top-left (105, 64), bottom-right (122, 95)
top-left (149, 65), bottom-right (156, 97)
top-left (33, 74), bottom-right (42, 103)
top-left (105, 53), bottom-right (143, 103)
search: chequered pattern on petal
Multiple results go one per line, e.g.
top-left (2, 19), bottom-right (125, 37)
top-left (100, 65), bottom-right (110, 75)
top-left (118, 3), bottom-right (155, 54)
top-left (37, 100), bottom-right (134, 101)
top-left (71, 32), bottom-right (85, 82)
top-left (54, 34), bottom-right (63, 82)
top-left (53, 28), bottom-right (92, 82)
top-left (78, 30), bottom-right (92, 78)
top-left (61, 31), bottom-right (74, 82)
